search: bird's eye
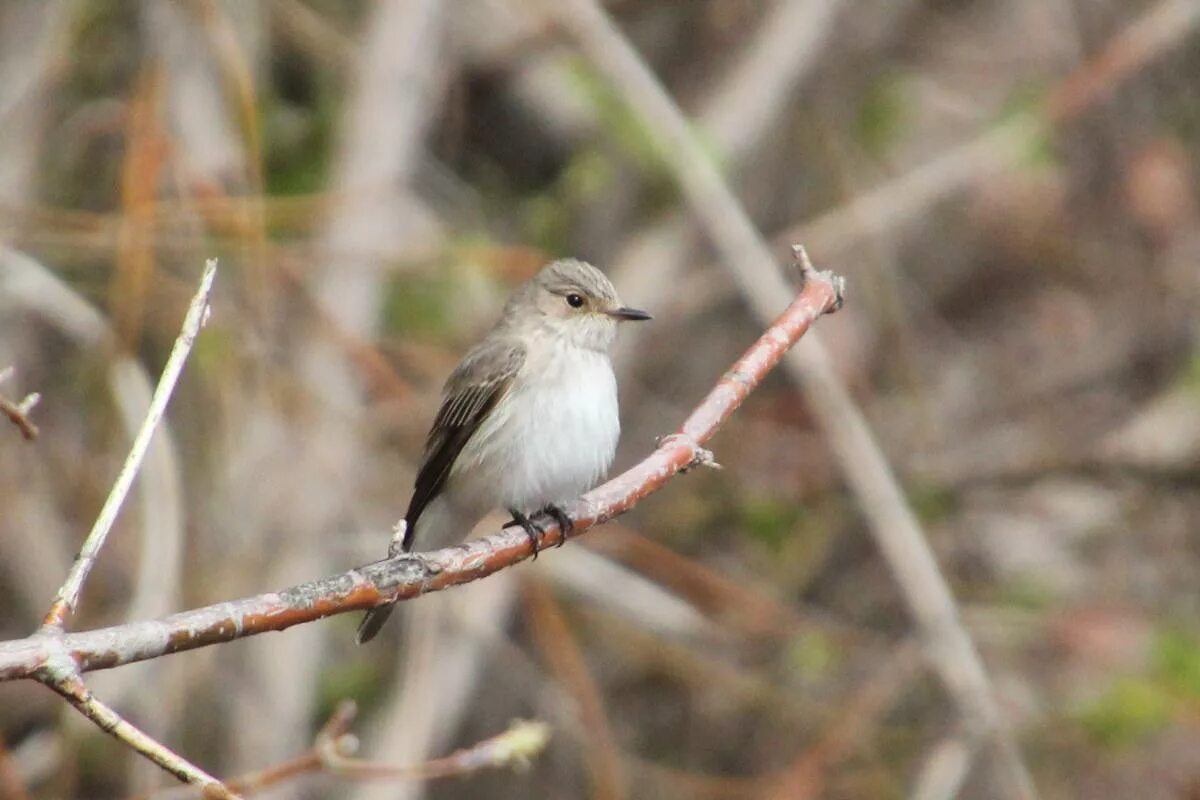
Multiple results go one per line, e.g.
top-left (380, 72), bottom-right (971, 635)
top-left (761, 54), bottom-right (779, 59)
top-left (565, 293), bottom-right (585, 308)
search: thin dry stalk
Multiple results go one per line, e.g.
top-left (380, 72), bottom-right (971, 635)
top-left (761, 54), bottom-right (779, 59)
top-left (41, 258), bottom-right (217, 631)
top-left (318, 716), bottom-right (549, 782)
top-left (20, 261), bottom-right (228, 798)
top-left (40, 667), bottom-right (236, 799)
top-left (144, 698), bottom-right (548, 797)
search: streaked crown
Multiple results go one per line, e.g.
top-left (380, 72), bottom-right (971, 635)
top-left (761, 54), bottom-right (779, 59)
top-left (534, 259), bottom-right (621, 307)
top-left (500, 258), bottom-right (650, 352)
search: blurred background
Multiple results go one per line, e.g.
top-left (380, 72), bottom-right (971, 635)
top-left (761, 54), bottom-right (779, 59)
top-left (1, 0), bottom-right (1199, 798)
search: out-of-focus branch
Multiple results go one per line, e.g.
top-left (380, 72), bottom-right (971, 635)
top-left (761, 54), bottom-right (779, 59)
top-left (143, 703), bottom-right (357, 799)
top-left (0, 367), bottom-right (40, 440)
top-left (545, 1), bottom-right (1036, 797)
top-left (785, 0), bottom-right (1200, 260)
top-left (21, 260), bottom-right (228, 797)
top-left (145, 702), bottom-right (548, 798)
top-left (763, 640), bottom-right (923, 800)
top-left (316, 714), bottom-right (549, 783)
top-left (0, 737), bottom-right (31, 800)
top-left (910, 734), bottom-right (978, 800)
top-left (0, 254), bottom-right (842, 681)
top-left (41, 259), bottom-right (217, 631)
top-left (1047, 0), bottom-right (1200, 122)
top-left (523, 579), bottom-right (625, 800)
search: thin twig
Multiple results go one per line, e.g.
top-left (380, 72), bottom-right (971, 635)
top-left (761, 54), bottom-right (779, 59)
top-left (0, 259), bottom-right (841, 681)
top-left (39, 660), bottom-right (236, 799)
top-left (18, 260), bottom-right (234, 798)
top-left (42, 259), bottom-right (217, 631)
top-left (545, 2), bottom-right (1035, 797)
top-left (0, 387), bottom-right (40, 440)
top-left (317, 715), bottom-right (550, 781)
top-left (144, 702), bottom-right (357, 798)
top-left (145, 700), bottom-right (548, 798)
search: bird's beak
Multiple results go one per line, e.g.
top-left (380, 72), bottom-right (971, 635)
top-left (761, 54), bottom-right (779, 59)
top-left (606, 306), bottom-right (652, 322)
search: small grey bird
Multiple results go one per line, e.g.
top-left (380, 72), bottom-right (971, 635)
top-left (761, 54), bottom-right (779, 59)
top-left (357, 258), bottom-right (650, 643)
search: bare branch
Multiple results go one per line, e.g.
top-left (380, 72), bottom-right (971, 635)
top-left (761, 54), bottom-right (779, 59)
top-left (0, 259), bottom-right (841, 682)
top-left (8, 260), bottom-right (235, 797)
top-left (144, 702), bottom-right (547, 797)
top-left (317, 715), bottom-right (550, 782)
top-left (39, 656), bottom-right (235, 799)
top-left (42, 259), bottom-right (218, 631)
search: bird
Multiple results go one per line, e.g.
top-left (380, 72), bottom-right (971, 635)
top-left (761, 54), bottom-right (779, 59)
top-left (357, 258), bottom-right (651, 643)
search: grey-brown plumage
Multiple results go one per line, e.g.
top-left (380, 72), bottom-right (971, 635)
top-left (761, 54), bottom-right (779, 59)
top-left (357, 259), bottom-right (649, 643)
top-left (401, 338), bottom-right (525, 551)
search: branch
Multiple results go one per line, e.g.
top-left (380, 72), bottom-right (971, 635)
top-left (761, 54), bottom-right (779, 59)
top-left (41, 663), bottom-right (233, 798)
top-left (0, 252), bottom-right (841, 683)
top-left (315, 713), bottom-right (549, 782)
top-left (0, 366), bottom-right (40, 441)
top-left (41, 258), bottom-right (218, 631)
top-left (144, 702), bottom-right (549, 797)
top-left (22, 260), bottom-right (232, 798)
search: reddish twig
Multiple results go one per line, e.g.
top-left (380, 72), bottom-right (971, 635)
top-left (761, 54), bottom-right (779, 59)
top-left (140, 703), bottom-right (358, 799)
top-left (315, 712), bottom-right (549, 782)
top-left (0, 367), bottom-right (40, 441)
top-left (0, 252), bottom-right (842, 682)
top-left (0, 391), bottom-right (39, 441)
top-left (142, 701), bottom-right (547, 798)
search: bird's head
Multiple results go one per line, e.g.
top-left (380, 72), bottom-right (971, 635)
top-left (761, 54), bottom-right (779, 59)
top-left (508, 259), bottom-right (651, 352)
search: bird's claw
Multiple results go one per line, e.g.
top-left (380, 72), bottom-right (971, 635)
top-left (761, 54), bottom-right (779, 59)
top-left (541, 504), bottom-right (573, 548)
top-left (504, 509), bottom-right (545, 559)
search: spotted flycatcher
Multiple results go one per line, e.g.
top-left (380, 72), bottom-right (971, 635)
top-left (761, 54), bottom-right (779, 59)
top-left (357, 258), bottom-right (650, 642)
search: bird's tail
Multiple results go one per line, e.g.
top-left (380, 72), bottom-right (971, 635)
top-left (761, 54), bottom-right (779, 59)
top-left (356, 603), bottom-right (395, 644)
top-left (357, 517), bottom-right (413, 644)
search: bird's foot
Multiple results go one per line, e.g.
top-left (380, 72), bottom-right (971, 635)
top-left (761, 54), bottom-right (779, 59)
top-left (504, 509), bottom-right (545, 559)
top-left (540, 504), bottom-right (573, 548)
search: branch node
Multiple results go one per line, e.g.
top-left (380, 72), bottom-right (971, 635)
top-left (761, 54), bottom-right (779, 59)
top-left (792, 244), bottom-right (845, 312)
top-left (653, 433), bottom-right (719, 472)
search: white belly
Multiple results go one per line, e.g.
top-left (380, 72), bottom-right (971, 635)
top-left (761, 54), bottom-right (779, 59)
top-left (450, 345), bottom-right (620, 516)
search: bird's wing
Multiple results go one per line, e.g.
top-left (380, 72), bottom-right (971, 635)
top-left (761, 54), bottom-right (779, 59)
top-left (401, 336), bottom-right (525, 549)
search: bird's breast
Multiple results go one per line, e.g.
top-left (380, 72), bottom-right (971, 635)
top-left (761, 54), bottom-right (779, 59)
top-left (460, 344), bottom-right (620, 513)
